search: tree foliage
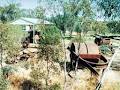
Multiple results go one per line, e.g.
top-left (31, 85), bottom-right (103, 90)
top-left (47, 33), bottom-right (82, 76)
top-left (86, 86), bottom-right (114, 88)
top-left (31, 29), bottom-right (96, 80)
top-left (0, 69), bottom-right (8, 90)
top-left (0, 24), bottom-right (24, 62)
top-left (92, 21), bottom-right (108, 34)
top-left (51, 15), bottom-right (67, 34)
top-left (20, 9), bottom-right (36, 18)
top-left (50, 0), bottom-right (93, 35)
top-left (107, 21), bottom-right (120, 33)
top-left (38, 25), bottom-right (63, 63)
top-left (0, 4), bottom-right (20, 23)
top-left (20, 6), bottom-right (44, 18)
top-left (40, 26), bottom-right (61, 45)
top-left (95, 0), bottom-right (120, 19)
top-left (35, 6), bottom-right (45, 18)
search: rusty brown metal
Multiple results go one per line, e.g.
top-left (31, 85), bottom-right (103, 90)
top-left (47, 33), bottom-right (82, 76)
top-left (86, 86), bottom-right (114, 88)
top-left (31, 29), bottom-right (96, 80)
top-left (77, 43), bottom-right (108, 67)
top-left (79, 43), bottom-right (100, 54)
top-left (102, 38), bottom-right (111, 45)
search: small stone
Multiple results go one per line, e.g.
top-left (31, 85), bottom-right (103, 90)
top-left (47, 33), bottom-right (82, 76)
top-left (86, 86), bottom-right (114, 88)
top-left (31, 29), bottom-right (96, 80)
top-left (19, 51), bottom-right (23, 55)
top-left (28, 43), bottom-right (39, 48)
top-left (27, 48), bottom-right (39, 53)
top-left (23, 49), bottom-right (30, 54)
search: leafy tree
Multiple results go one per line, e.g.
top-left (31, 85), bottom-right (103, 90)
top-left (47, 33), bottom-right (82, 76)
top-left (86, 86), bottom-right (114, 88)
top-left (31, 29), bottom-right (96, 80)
top-left (107, 21), bottom-right (120, 33)
top-left (90, 0), bottom-right (120, 34)
top-left (92, 21), bottom-right (108, 34)
top-left (20, 9), bottom-right (36, 18)
top-left (20, 5), bottom-right (45, 18)
top-left (51, 14), bottom-right (67, 34)
top-left (31, 25), bottom-right (62, 89)
top-left (40, 26), bottom-right (61, 45)
top-left (73, 19), bottom-right (82, 34)
top-left (95, 0), bottom-right (120, 19)
top-left (50, 0), bottom-right (93, 36)
top-left (35, 6), bottom-right (45, 18)
top-left (0, 4), bottom-right (20, 23)
top-left (0, 24), bottom-right (24, 66)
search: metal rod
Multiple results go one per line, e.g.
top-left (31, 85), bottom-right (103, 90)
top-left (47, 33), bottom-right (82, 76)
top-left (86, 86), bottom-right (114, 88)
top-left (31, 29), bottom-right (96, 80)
top-left (95, 47), bottom-right (120, 90)
top-left (33, 25), bottom-right (35, 43)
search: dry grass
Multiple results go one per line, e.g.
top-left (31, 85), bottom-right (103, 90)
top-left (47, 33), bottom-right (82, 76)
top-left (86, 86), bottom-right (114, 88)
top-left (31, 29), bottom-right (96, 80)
top-left (101, 82), bottom-right (120, 90)
top-left (6, 63), bottom-right (120, 90)
top-left (7, 66), bottom-right (32, 90)
top-left (7, 73), bottom-right (24, 90)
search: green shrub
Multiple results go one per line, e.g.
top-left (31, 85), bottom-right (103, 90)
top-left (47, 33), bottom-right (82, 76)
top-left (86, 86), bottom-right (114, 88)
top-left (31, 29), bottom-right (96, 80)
top-left (38, 25), bottom-right (63, 62)
top-left (2, 66), bottom-right (17, 77)
top-left (21, 79), bottom-right (43, 90)
top-left (39, 45), bottom-right (62, 62)
top-left (0, 69), bottom-right (9, 90)
top-left (99, 45), bottom-right (111, 54)
top-left (40, 26), bottom-right (61, 45)
top-left (0, 23), bottom-right (24, 62)
top-left (30, 66), bottom-right (45, 90)
top-left (49, 83), bottom-right (61, 90)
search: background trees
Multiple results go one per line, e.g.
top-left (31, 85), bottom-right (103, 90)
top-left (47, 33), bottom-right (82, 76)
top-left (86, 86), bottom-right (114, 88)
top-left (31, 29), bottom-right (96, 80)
top-left (49, 0), bottom-right (94, 37)
top-left (92, 21), bottom-right (108, 34)
top-left (95, 0), bottom-right (120, 19)
top-left (107, 21), bottom-right (120, 33)
top-left (0, 4), bottom-right (20, 23)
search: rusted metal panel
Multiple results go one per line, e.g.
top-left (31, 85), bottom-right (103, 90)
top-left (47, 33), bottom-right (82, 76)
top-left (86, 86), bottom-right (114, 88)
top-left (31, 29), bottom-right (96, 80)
top-left (80, 54), bottom-right (101, 59)
top-left (102, 38), bottom-right (111, 45)
top-left (79, 43), bottom-right (100, 54)
top-left (78, 43), bottom-right (108, 63)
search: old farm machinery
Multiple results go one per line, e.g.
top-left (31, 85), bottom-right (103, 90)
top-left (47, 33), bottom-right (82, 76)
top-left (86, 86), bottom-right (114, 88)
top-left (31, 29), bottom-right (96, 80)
top-left (67, 43), bottom-right (109, 76)
top-left (94, 34), bottom-right (120, 46)
top-left (66, 35), bottom-right (115, 72)
top-left (67, 34), bottom-right (120, 89)
top-left (94, 34), bottom-right (120, 53)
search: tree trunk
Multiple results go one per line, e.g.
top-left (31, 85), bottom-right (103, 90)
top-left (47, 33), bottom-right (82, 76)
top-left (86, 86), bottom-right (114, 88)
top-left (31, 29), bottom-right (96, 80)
top-left (0, 33), bottom-right (3, 68)
top-left (46, 52), bottom-right (50, 90)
